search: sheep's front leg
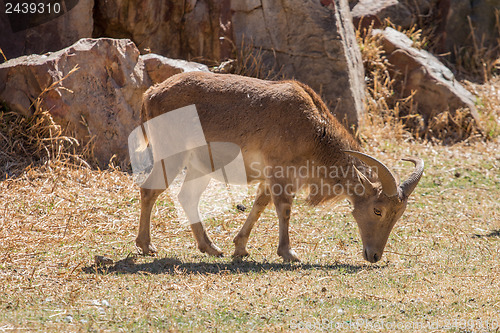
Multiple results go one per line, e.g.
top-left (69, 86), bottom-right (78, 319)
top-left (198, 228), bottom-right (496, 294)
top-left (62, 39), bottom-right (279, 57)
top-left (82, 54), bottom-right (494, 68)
top-left (233, 182), bottom-right (271, 257)
top-left (178, 169), bottom-right (223, 257)
top-left (136, 188), bottom-right (165, 255)
top-left (271, 181), bottom-right (300, 262)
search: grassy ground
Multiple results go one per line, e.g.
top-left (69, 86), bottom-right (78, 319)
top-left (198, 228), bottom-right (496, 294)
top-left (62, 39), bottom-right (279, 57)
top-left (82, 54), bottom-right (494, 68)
top-left (1, 23), bottom-right (499, 332)
top-left (1, 121), bottom-right (499, 332)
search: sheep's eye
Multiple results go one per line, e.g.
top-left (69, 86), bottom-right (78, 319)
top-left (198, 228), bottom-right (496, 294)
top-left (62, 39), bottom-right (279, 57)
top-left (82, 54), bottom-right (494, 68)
top-left (374, 208), bottom-right (382, 216)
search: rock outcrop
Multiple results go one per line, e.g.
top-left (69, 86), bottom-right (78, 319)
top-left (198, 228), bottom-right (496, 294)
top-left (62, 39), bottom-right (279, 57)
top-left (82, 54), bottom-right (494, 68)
top-left (374, 28), bottom-right (479, 121)
top-left (0, 0), bottom-right (94, 60)
top-left (350, 0), bottom-right (438, 31)
top-left (2, 0), bottom-right (365, 128)
top-left (351, 0), bottom-right (415, 30)
top-left (92, 0), bottom-right (234, 62)
top-left (0, 38), bottom-right (208, 167)
top-left (232, 0), bottom-right (365, 128)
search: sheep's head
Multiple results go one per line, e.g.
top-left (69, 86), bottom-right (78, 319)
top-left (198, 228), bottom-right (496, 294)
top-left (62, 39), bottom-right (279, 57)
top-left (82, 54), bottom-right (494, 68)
top-left (345, 151), bottom-right (424, 263)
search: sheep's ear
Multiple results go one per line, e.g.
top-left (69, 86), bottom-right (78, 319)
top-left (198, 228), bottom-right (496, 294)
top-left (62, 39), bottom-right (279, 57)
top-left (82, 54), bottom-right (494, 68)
top-left (345, 150), bottom-right (398, 197)
top-left (353, 165), bottom-right (375, 193)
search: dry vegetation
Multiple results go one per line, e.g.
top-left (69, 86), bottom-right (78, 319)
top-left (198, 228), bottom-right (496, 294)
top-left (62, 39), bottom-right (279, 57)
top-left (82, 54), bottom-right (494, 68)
top-left (357, 22), bottom-right (499, 144)
top-left (0, 126), bottom-right (499, 332)
top-left (1, 20), bottom-right (500, 333)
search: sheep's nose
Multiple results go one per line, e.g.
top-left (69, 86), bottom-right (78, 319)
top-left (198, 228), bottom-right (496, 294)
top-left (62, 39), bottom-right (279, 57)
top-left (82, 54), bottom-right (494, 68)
top-left (363, 248), bottom-right (381, 263)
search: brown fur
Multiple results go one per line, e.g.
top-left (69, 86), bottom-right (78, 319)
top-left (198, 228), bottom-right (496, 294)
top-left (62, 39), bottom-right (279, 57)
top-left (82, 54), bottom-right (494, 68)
top-left (142, 71), bottom-right (360, 168)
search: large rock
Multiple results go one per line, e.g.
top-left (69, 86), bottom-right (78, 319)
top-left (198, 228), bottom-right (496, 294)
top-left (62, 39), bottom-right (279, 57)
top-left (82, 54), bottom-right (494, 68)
top-left (0, 0), bottom-right (94, 61)
top-left (436, 0), bottom-right (500, 57)
top-left (0, 38), bottom-right (208, 167)
top-left (232, 0), bottom-right (365, 128)
top-left (374, 28), bottom-right (479, 121)
top-left (351, 0), bottom-right (415, 30)
top-left (93, 0), bottom-right (233, 62)
top-left (350, 0), bottom-right (437, 31)
top-left (93, 0), bottom-right (365, 127)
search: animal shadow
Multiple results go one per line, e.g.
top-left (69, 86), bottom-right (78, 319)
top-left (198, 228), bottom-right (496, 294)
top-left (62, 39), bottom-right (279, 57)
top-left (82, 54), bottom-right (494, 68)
top-left (82, 255), bottom-right (372, 276)
top-left (472, 229), bottom-right (500, 239)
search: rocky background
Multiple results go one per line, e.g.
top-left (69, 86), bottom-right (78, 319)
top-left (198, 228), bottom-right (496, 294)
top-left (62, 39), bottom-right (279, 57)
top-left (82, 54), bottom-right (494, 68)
top-left (0, 0), bottom-right (499, 167)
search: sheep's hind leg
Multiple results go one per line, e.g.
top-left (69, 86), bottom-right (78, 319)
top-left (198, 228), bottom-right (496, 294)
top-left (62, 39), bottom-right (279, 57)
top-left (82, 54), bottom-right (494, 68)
top-left (136, 187), bottom-right (164, 255)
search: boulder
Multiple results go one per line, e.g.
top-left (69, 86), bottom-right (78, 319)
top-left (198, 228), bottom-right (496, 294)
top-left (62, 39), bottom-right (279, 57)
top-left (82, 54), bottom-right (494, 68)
top-left (374, 27), bottom-right (479, 121)
top-left (0, 38), bottom-right (208, 167)
top-left (0, 0), bottom-right (94, 61)
top-left (232, 0), bottom-right (365, 128)
top-left (351, 0), bottom-right (415, 30)
top-left (350, 0), bottom-right (438, 31)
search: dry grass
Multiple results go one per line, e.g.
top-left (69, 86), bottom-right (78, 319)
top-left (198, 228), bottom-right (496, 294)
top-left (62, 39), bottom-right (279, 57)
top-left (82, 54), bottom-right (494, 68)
top-left (356, 23), bottom-right (498, 143)
top-left (1, 18), bottom-right (499, 332)
top-left (1, 70), bottom-right (499, 333)
top-left (0, 134), bottom-right (499, 331)
top-left (0, 101), bottom-right (85, 179)
top-left (229, 38), bottom-right (284, 81)
top-left (357, 24), bottom-right (426, 142)
top-left (463, 76), bottom-right (500, 140)
top-left (0, 64), bottom-right (95, 180)
top-left (208, 37), bottom-right (284, 82)
top-left (453, 10), bottom-right (500, 83)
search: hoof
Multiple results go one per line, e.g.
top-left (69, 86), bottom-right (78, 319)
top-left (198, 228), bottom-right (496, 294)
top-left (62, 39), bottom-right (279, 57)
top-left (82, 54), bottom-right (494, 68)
top-left (136, 242), bottom-right (157, 256)
top-left (199, 243), bottom-right (224, 257)
top-left (232, 248), bottom-right (249, 258)
top-left (278, 249), bottom-right (301, 263)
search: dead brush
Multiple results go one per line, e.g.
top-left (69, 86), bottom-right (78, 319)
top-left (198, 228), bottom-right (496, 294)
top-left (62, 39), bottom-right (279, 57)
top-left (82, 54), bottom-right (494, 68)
top-left (427, 108), bottom-right (479, 143)
top-left (357, 23), bottom-right (488, 143)
top-left (0, 47), bottom-right (6, 62)
top-left (357, 24), bottom-right (421, 141)
top-left (0, 101), bottom-right (89, 178)
top-left (233, 37), bottom-right (284, 81)
top-left (0, 65), bottom-right (93, 178)
top-left (463, 76), bottom-right (500, 140)
top-left (454, 9), bottom-right (500, 82)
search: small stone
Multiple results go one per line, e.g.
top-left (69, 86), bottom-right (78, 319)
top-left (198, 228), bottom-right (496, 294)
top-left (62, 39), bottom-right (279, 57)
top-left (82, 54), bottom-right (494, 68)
top-left (236, 204), bottom-right (246, 212)
top-left (213, 59), bottom-right (236, 74)
top-left (95, 255), bottom-right (113, 266)
top-left (64, 315), bottom-right (73, 323)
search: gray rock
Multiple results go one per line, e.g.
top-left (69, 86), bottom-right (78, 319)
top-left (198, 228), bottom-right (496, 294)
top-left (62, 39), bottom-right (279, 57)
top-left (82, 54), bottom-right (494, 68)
top-left (374, 28), bottom-right (479, 121)
top-left (142, 54), bottom-right (209, 84)
top-left (232, 0), bottom-right (365, 128)
top-left (92, 0), bottom-right (233, 61)
top-left (0, 0), bottom-right (94, 60)
top-left (0, 38), bottom-right (208, 167)
top-left (351, 0), bottom-right (415, 30)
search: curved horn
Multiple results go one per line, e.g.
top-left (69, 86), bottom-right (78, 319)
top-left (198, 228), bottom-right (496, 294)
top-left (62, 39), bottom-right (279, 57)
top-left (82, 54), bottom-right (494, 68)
top-left (344, 150), bottom-right (399, 197)
top-left (399, 157), bottom-right (424, 198)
